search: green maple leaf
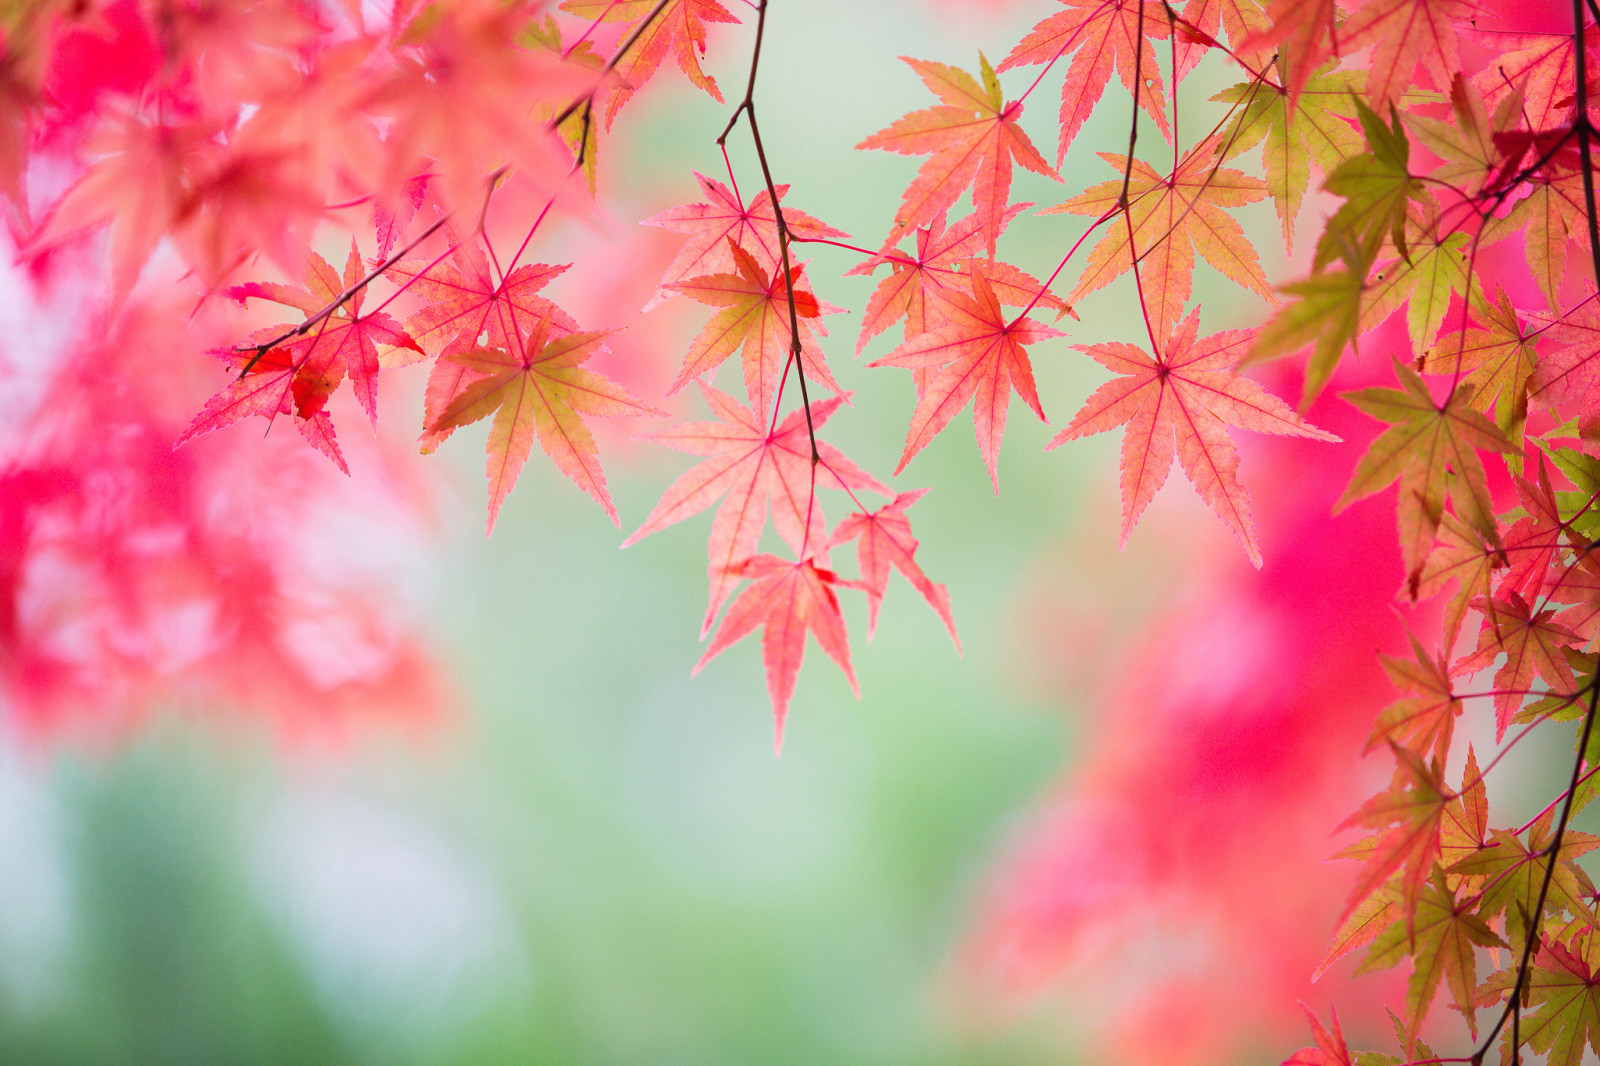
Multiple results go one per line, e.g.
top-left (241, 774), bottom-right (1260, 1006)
top-left (1214, 66), bottom-right (1366, 248)
top-left (1315, 98), bottom-right (1425, 274)
top-left (1336, 359), bottom-right (1515, 594)
top-left (1251, 267), bottom-right (1364, 408)
top-left (1355, 870), bottom-right (1504, 1044)
top-left (1481, 929), bottom-right (1600, 1066)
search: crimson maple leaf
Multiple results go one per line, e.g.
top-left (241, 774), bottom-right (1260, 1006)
top-left (664, 240), bottom-right (842, 421)
top-left (227, 240), bottom-right (422, 427)
top-left (1051, 310), bottom-right (1336, 567)
top-left (858, 54), bottom-right (1058, 253)
top-left (869, 266), bottom-right (1065, 491)
top-left (178, 244), bottom-right (422, 472)
top-left (695, 552), bottom-right (859, 753)
top-left (623, 385), bottom-right (886, 635)
top-left (424, 317), bottom-right (658, 532)
top-left (642, 172), bottom-right (847, 310)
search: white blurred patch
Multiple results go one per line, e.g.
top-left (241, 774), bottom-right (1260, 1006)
top-left (620, 678), bottom-right (871, 901)
top-left (0, 738), bottom-right (73, 1012)
top-left (249, 787), bottom-right (531, 1052)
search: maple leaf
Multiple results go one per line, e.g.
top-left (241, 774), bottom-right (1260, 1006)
top-left (1530, 303), bottom-right (1600, 438)
top-left (1358, 222), bottom-right (1477, 362)
top-left (858, 54), bottom-right (1058, 253)
top-left (1416, 512), bottom-right (1503, 653)
top-left (1451, 820), bottom-right (1600, 948)
top-left (424, 318), bottom-right (658, 532)
top-left (1172, 0), bottom-right (1272, 81)
top-left (386, 230), bottom-right (574, 359)
top-left (1250, 266), bottom-right (1365, 406)
top-left (1479, 934), bottom-right (1600, 1066)
top-left (1497, 168), bottom-right (1587, 310)
top-left (1368, 632), bottom-right (1461, 762)
top-left (228, 241), bottom-right (422, 428)
top-left (850, 206), bottom-right (1067, 355)
top-left (1409, 75), bottom-right (1527, 199)
top-left (1314, 99), bottom-right (1426, 274)
top-left (1418, 289), bottom-right (1539, 445)
top-left (1050, 309), bottom-right (1336, 566)
top-left (997, 0), bottom-right (1172, 163)
top-left (1048, 139), bottom-right (1274, 342)
top-left (829, 489), bottom-right (959, 648)
top-left (179, 246), bottom-right (422, 472)
top-left (642, 172), bottom-right (847, 309)
top-left (1335, 743), bottom-right (1450, 930)
top-left (1238, 0), bottom-right (1340, 111)
top-left (559, 0), bottom-right (740, 126)
top-left (1284, 1007), bottom-right (1356, 1066)
top-left (1336, 359), bottom-right (1515, 595)
top-left (1454, 592), bottom-right (1581, 739)
top-left (1214, 66), bottom-right (1365, 248)
top-left (370, 2), bottom-right (595, 215)
top-left (695, 552), bottom-right (859, 752)
top-left (623, 385), bottom-right (887, 635)
top-left (1336, 0), bottom-right (1475, 109)
top-left (868, 266), bottom-right (1065, 491)
top-left (1354, 870), bottom-right (1504, 1044)
top-left (664, 240), bottom-right (843, 422)
top-left (1466, 22), bottom-right (1600, 134)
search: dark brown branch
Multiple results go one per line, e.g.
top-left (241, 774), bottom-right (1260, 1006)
top-left (717, 0), bottom-right (819, 463)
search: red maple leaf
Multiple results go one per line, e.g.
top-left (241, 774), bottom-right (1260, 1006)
top-left (869, 265), bottom-right (1065, 491)
top-left (1050, 309), bottom-right (1336, 567)
top-left (858, 54), bottom-right (1058, 253)
top-left (624, 385), bottom-right (887, 635)
top-left (178, 244), bottom-right (421, 472)
top-left (559, 0), bottom-right (740, 125)
top-left (695, 552), bottom-right (859, 752)
top-left (830, 489), bottom-right (960, 648)
top-left (643, 172), bottom-right (847, 309)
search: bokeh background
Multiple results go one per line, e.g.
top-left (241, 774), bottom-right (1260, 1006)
top-left (4, 1), bottom-right (1570, 1063)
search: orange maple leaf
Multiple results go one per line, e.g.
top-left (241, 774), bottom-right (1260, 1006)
top-left (1049, 139), bottom-right (1275, 342)
top-left (425, 317), bottom-right (658, 532)
top-left (1050, 310), bottom-right (1336, 567)
top-left (665, 240), bottom-right (843, 422)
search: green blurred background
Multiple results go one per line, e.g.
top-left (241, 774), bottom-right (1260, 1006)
top-left (0, 1), bottom-right (1235, 1061)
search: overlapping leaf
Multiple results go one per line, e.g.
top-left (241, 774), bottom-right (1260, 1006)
top-left (869, 267), bottom-right (1064, 490)
top-left (624, 386), bottom-right (886, 634)
top-left (695, 552), bottom-right (859, 752)
top-left (1048, 140), bottom-right (1274, 341)
top-left (1051, 310), bottom-right (1336, 566)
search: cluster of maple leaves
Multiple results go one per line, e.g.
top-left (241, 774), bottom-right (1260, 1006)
top-left (16, 0), bottom-right (1600, 1061)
